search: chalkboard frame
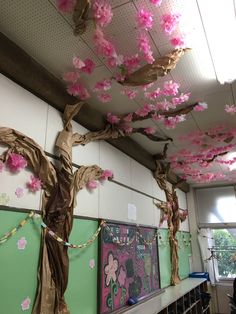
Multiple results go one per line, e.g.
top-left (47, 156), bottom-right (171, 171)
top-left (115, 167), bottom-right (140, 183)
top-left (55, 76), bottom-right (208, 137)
top-left (98, 220), bottom-right (163, 314)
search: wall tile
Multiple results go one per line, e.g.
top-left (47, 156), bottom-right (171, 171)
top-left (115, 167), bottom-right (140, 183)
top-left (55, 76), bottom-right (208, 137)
top-left (131, 160), bottom-right (153, 195)
top-left (131, 191), bottom-right (155, 227)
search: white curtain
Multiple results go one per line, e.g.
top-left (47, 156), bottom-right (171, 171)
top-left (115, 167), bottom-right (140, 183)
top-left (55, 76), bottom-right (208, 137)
top-left (198, 228), bottom-right (219, 284)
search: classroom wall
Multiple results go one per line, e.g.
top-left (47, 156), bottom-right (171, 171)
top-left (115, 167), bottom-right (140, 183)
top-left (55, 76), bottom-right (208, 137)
top-left (0, 74), bottom-right (191, 313)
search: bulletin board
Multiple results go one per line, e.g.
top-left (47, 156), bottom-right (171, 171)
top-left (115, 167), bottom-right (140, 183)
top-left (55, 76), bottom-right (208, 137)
top-left (99, 222), bottom-right (161, 314)
top-left (0, 209), bottom-right (98, 314)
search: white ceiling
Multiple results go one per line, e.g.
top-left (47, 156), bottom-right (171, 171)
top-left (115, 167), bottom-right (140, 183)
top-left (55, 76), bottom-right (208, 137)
top-left (0, 0), bottom-right (236, 185)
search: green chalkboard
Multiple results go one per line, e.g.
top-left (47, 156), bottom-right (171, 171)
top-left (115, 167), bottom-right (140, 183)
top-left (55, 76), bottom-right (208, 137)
top-left (158, 229), bottom-right (192, 288)
top-left (0, 210), bottom-right (98, 314)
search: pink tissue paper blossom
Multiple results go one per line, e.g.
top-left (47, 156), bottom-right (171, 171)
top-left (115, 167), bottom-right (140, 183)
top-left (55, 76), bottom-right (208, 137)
top-left (121, 89), bottom-right (138, 100)
top-left (17, 237), bottom-right (27, 250)
top-left (92, 0), bottom-right (113, 27)
top-left (21, 297), bottom-right (31, 311)
top-left (225, 104), bottom-right (236, 115)
top-left (7, 153), bottom-right (27, 172)
top-left (100, 169), bottom-right (113, 181)
top-left (144, 127), bottom-right (156, 134)
top-left (172, 93), bottom-right (190, 106)
top-left (150, 0), bottom-right (162, 6)
top-left (107, 113), bottom-right (120, 124)
top-left (89, 259), bottom-right (95, 269)
top-left (56, 0), bottom-right (75, 13)
top-left (97, 93), bottom-right (112, 103)
top-left (123, 113), bottom-right (133, 122)
top-left (144, 88), bottom-right (162, 100)
top-left (160, 13), bottom-right (181, 34)
top-left (80, 59), bottom-right (96, 74)
top-left (163, 80), bottom-right (180, 96)
top-left (67, 83), bottom-right (90, 100)
top-left (93, 28), bottom-right (116, 58)
top-left (87, 180), bottom-right (99, 190)
top-left (170, 36), bottom-right (186, 48)
top-left (136, 8), bottom-right (153, 30)
top-left (120, 124), bottom-right (133, 134)
top-left (15, 187), bottom-right (24, 198)
top-left (93, 79), bottom-right (112, 92)
top-left (27, 175), bottom-right (42, 193)
top-left (193, 102), bottom-right (208, 112)
top-left (123, 54), bottom-right (140, 73)
top-left (0, 161), bottom-right (5, 173)
top-left (72, 57), bottom-right (85, 69)
top-left (63, 71), bottom-right (79, 83)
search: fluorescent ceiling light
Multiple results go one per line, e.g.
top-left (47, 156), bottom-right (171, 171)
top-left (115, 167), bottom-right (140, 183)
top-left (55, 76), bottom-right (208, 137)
top-left (197, 0), bottom-right (236, 84)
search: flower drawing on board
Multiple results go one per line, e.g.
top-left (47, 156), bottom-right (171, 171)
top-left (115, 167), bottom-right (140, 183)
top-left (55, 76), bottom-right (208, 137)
top-left (17, 237), bottom-right (27, 250)
top-left (118, 266), bottom-right (126, 287)
top-left (21, 296), bottom-right (31, 311)
top-left (0, 193), bottom-right (10, 205)
top-left (89, 258), bottom-right (95, 269)
top-left (15, 187), bottom-right (24, 198)
top-left (104, 252), bottom-right (118, 286)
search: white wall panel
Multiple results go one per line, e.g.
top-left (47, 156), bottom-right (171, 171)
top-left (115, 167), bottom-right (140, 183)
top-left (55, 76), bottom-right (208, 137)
top-left (0, 74), bottom-right (48, 148)
top-left (176, 189), bottom-right (187, 209)
top-left (131, 160), bottom-right (153, 196)
top-left (131, 191), bottom-right (155, 227)
top-left (152, 178), bottom-right (166, 201)
top-left (99, 181), bottom-right (132, 222)
top-left (179, 217), bottom-right (190, 232)
top-left (100, 142), bottom-right (131, 186)
top-left (74, 186), bottom-right (99, 218)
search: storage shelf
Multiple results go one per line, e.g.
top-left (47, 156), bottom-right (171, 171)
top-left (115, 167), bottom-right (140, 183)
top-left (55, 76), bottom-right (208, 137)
top-left (124, 278), bottom-right (211, 314)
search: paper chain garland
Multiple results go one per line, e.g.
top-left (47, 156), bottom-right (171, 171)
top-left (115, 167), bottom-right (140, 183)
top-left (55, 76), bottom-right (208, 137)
top-left (0, 211), bottom-right (34, 244)
top-left (0, 211), bottom-right (191, 248)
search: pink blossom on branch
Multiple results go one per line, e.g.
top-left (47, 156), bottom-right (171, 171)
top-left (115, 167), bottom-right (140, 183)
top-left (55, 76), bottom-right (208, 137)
top-left (137, 33), bottom-right (154, 64)
top-left (136, 8), bottom-right (153, 30)
top-left (172, 93), bottom-right (190, 106)
top-left (160, 13), bottom-right (181, 34)
top-left (67, 83), bottom-right (90, 100)
top-left (100, 169), bottom-right (114, 181)
top-left (225, 104), bottom-right (236, 115)
top-left (144, 127), bottom-right (156, 134)
top-left (144, 88), bottom-right (162, 100)
top-left (121, 89), bottom-right (138, 100)
top-left (72, 57), bottom-right (85, 69)
top-left (93, 79), bottom-right (112, 92)
top-left (63, 71), bottom-right (79, 83)
top-left (97, 93), bottom-right (112, 103)
top-left (107, 113), bottom-right (120, 124)
top-left (170, 36), bottom-right (186, 48)
top-left (27, 176), bottom-right (42, 193)
top-left (120, 124), bottom-right (133, 134)
top-left (150, 0), bottom-right (162, 6)
top-left (56, 0), bottom-right (75, 13)
top-left (93, 28), bottom-right (116, 58)
top-left (92, 0), bottom-right (113, 27)
top-left (7, 153), bottom-right (27, 172)
top-left (123, 54), bottom-right (140, 73)
top-left (86, 180), bottom-right (99, 190)
top-left (193, 102), bottom-right (208, 112)
top-left (163, 80), bottom-right (180, 96)
top-left (80, 59), bottom-right (96, 74)
top-left (123, 113), bottom-right (133, 122)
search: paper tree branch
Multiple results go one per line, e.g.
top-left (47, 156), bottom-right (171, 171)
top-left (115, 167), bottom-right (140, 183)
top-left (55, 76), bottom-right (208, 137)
top-left (119, 48), bottom-right (190, 86)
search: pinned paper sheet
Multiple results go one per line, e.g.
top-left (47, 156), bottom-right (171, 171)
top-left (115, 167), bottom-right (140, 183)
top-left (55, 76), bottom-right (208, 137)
top-left (128, 203), bottom-right (137, 221)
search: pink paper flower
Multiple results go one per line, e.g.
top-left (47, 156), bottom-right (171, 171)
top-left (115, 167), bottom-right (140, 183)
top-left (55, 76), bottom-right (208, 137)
top-left (135, 104), bottom-right (153, 117)
top-left (120, 124), bottom-right (133, 134)
top-left (121, 89), bottom-right (138, 100)
top-left (118, 266), bottom-right (126, 287)
top-left (100, 169), bottom-right (113, 180)
top-left (80, 59), bottom-right (96, 74)
top-left (137, 33), bottom-right (152, 55)
top-left (123, 113), bottom-right (133, 122)
top-left (67, 83), bottom-right (90, 100)
top-left (21, 297), bottom-right (31, 311)
top-left (97, 93), bottom-right (112, 103)
top-left (93, 79), bottom-right (112, 92)
top-left (225, 104), bottom-right (236, 115)
top-left (123, 54), bottom-right (140, 73)
top-left (15, 187), bottom-right (24, 198)
top-left (56, 0), bottom-right (75, 13)
top-left (194, 102), bottom-right (208, 112)
top-left (144, 127), bottom-right (156, 134)
top-left (160, 13), bottom-right (181, 34)
top-left (163, 80), bottom-right (180, 96)
top-left (72, 57), bottom-right (85, 69)
top-left (17, 237), bottom-right (27, 250)
top-left (89, 259), bottom-right (95, 269)
top-left (150, 0), bottom-right (162, 6)
top-left (93, 28), bottom-right (116, 58)
top-left (136, 8), bottom-right (153, 30)
top-left (145, 88), bottom-right (162, 100)
top-left (27, 175), bottom-right (42, 193)
top-left (63, 71), bottom-right (79, 83)
top-left (172, 93), bottom-right (190, 106)
top-left (107, 113), bottom-right (120, 124)
top-left (7, 153), bottom-right (27, 172)
top-left (170, 36), bottom-right (186, 48)
top-left (144, 52), bottom-right (155, 64)
top-left (0, 160), bottom-right (5, 173)
top-left (92, 0), bottom-right (113, 27)
top-left (86, 180), bottom-right (99, 190)
top-left (114, 73), bottom-right (125, 82)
